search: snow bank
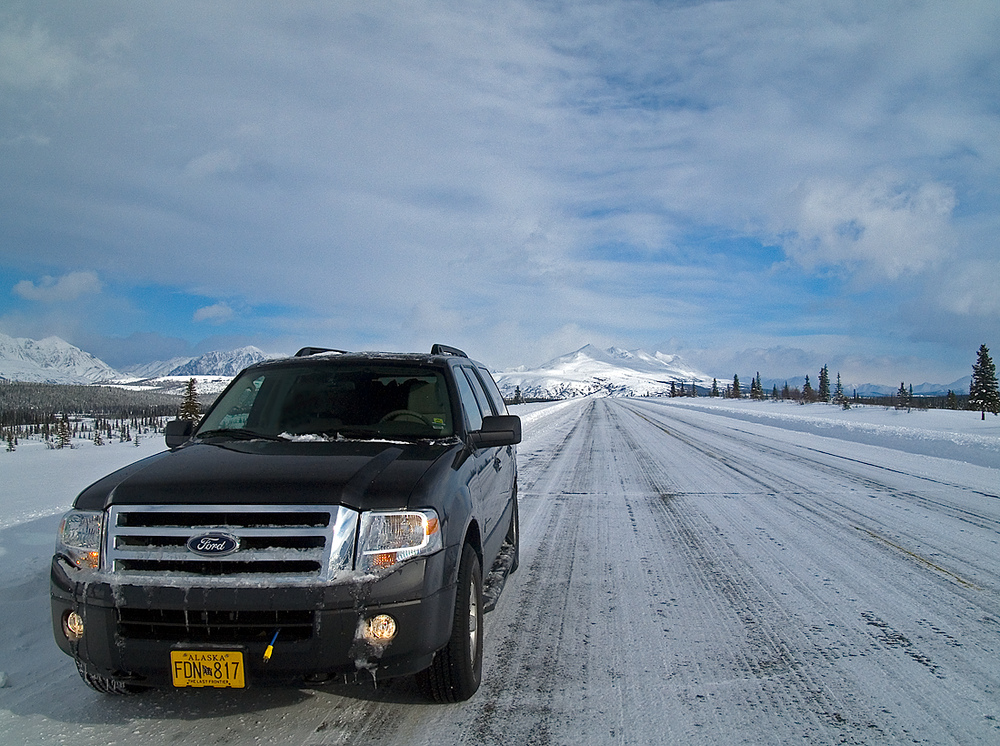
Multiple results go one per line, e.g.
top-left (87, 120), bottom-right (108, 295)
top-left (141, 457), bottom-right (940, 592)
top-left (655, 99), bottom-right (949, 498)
top-left (0, 437), bottom-right (167, 532)
top-left (657, 398), bottom-right (1000, 469)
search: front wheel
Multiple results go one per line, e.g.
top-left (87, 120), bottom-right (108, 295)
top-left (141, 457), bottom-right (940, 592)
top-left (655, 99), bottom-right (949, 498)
top-left (418, 543), bottom-right (483, 702)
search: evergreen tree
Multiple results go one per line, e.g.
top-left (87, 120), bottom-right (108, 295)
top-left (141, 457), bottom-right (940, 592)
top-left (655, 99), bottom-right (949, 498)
top-left (782, 382), bottom-right (790, 400)
top-left (179, 378), bottom-right (202, 421)
top-left (56, 413), bottom-right (72, 449)
top-left (818, 365), bottom-right (830, 403)
top-left (802, 375), bottom-right (814, 402)
top-left (969, 344), bottom-right (1000, 420)
top-left (711, 378), bottom-right (719, 398)
top-left (732, 374), bottom-right (741, 399)
top-left (945, 390), bottom-right (958, 410)
top-left (513, 386), bottom-right (523, 405)
top-left (896, 382), bottom-right (909, 410)
top-left (834, 373), bottom-right (849, 409)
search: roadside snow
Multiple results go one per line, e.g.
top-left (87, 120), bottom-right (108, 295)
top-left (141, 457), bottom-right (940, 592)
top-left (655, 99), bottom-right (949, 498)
top-left (1, 399), bottom-right (998, 744)
top-left (661, 397), bottom-right (1000, 468)
top-left (0, 437), bottom-right (167, 532)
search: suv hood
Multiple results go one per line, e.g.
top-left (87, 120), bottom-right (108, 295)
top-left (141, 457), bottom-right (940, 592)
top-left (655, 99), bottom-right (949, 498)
top-left (73, 439), bottom-right (456, 512)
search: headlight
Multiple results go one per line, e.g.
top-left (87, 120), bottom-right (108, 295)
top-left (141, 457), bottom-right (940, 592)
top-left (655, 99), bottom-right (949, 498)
top-left (356, 509), bottom-right (442, 572)
top-left (56, 510), bottom-right (105, 570)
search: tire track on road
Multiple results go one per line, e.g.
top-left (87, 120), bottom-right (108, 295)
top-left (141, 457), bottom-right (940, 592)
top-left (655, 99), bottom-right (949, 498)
top-left (611, 399), bottom-right (1000, 743)
top-left (602, 401), bottom-right (884, 741)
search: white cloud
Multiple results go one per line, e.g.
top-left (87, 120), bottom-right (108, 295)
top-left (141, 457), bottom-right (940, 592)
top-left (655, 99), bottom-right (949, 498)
top-left (777, 177), bottom-right (956, 280)
top-left (12, 271), bottom-right (102, 302)
top-left (1, 1), bottom-right (997, 381)
top-left (0, 23), bottom-right (79, 89)
top-left (933, 259), bottom-right (1000, 316)
top-left (193, 302), bottom-right (235, 325)
top-left (183, 149), bottom-right (241, 179)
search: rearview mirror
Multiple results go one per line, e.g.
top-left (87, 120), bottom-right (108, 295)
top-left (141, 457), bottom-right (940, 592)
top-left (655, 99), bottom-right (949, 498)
top-left (470, 415), bottom-right (521, 448)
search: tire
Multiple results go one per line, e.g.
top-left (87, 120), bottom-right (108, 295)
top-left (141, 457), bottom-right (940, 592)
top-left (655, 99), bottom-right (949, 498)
top-left (76, 660), bottom-right (148, 695)
top-left (419, 543), bottom-right (483, 702)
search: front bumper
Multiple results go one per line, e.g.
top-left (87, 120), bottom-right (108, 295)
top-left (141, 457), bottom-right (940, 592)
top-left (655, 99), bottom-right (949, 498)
top-left (51, 550), bottom-right (456, 688)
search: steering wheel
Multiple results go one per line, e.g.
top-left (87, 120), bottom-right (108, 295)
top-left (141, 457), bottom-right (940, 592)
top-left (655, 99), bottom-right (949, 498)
top-left (378, 409), bottom-right (432, 425)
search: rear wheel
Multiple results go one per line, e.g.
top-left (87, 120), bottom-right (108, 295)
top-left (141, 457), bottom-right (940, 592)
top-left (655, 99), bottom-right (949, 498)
top-left (419, 543), bottom-right (483, 702)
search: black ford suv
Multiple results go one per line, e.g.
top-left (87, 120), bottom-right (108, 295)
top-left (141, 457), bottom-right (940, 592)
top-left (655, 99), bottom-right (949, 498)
top-left (51, 345), bottom-right (520, 702)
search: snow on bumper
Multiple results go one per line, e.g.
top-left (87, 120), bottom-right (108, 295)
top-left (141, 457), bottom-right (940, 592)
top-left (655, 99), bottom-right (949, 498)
top-left (50, 552), bottom-right (455, 687)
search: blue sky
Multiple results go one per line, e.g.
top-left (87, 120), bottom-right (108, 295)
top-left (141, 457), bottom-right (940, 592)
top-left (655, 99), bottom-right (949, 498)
top-left (1, 0), bottom-right (997, 385)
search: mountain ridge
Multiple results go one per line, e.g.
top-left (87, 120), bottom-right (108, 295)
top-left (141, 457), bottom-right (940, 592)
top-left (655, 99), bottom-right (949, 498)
top-left (0, 333), bottom-right (119, 384)
top-left (494, 344), bottom-right (714, 400)
top-left (0, 333), bottom-right (974, 397)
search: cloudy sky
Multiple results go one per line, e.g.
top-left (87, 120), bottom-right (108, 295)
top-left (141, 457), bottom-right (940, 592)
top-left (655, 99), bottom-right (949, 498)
top-left (1, 0), bottom-right (997, 384)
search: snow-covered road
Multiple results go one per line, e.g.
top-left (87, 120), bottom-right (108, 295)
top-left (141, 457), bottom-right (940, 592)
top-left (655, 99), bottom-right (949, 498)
top-left (2, 398), bottom-right (999, 744)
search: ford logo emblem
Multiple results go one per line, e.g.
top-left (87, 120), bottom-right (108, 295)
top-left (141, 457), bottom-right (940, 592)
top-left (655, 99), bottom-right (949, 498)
top-left (186, 532), bottom-right (240, 557)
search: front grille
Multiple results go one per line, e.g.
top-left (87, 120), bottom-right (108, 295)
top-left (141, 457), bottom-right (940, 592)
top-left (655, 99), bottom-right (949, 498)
top-left (118, 608), bottom-right (315, 642)
top-left (114, 559), bottom-right (323, 575)
top-left (105, 504), bottom-right (359, 584)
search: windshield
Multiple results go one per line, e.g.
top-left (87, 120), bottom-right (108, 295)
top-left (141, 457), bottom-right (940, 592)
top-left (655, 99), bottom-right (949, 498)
top-left (197, 364), bottom-right (454, 441)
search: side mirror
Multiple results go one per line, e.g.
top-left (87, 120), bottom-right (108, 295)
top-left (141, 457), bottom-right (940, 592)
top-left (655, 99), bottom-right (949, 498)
top-left (165, 419), bottom-right (195, 448)
top-left (470, 415), bottom-right (521, 448)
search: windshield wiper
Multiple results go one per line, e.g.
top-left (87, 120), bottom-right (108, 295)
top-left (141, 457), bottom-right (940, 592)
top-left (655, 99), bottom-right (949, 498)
top-left (196, 428), bottom-right (284, 442)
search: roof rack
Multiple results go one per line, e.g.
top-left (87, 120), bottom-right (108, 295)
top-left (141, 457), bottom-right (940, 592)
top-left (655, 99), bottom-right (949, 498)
top-left (294, 346), bottom-right (348, 357)
top-left (430, 344), bottom-right (468, 358)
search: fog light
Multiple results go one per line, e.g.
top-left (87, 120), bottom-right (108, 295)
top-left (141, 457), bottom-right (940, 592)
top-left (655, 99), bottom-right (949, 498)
top-left (63, 611), bottom-right (84, 641)
top-left (365, 614), bottom-right (397, 642)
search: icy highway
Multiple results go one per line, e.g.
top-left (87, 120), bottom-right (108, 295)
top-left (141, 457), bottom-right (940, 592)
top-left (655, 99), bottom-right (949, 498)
top-left (4, 397), bottom-right (1000, 744)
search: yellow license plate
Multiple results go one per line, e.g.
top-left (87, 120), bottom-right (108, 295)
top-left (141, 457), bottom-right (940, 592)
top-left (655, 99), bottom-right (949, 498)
top-left (171, 650), bottom-right (245, 688)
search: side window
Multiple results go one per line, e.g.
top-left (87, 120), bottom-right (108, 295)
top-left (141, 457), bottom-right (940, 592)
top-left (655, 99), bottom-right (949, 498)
top-left (463, 367), bottom-right (495, 419)
top-left (453, 368), bottom-right (484, 431)
top-left (476, 366), bottom-right (507, 415)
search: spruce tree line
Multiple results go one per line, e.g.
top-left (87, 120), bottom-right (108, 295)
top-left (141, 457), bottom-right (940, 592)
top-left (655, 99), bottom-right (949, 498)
top-left (717, 344), bottom-right (996, 415)
top-left (0, 379), bottom-right (219, 448)
top-left (0, 382), bottom-right (180, 427)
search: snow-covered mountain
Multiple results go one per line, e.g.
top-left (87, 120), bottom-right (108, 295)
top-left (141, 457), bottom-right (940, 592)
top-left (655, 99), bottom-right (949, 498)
top-left (495, 344), bottom-right (714, 400)
top-left (120, 346), bottom-right (276, 379)
top-left (0, 334), bottom-right (279, 390)
top-left (120, 357), bottom-right (194, 379)
top-left (850, 377), bottom-right (972, 397)
top-left (164, 346), bottom-right (270, 376)
top-left (757, 376), bottom-right (973, 398)
top-left (0, 333), bottom-right (120, 384)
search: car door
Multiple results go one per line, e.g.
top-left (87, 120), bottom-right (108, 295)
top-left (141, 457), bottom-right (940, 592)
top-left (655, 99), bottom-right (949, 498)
top-left (475, 365), bottom-right (516, 494)
top-left (453, 366), bottom-right (505, 562)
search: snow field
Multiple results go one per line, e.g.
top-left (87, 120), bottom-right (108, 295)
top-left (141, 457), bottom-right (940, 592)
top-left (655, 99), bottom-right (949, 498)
top-left (0, 398), bottom-right (997, 743)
